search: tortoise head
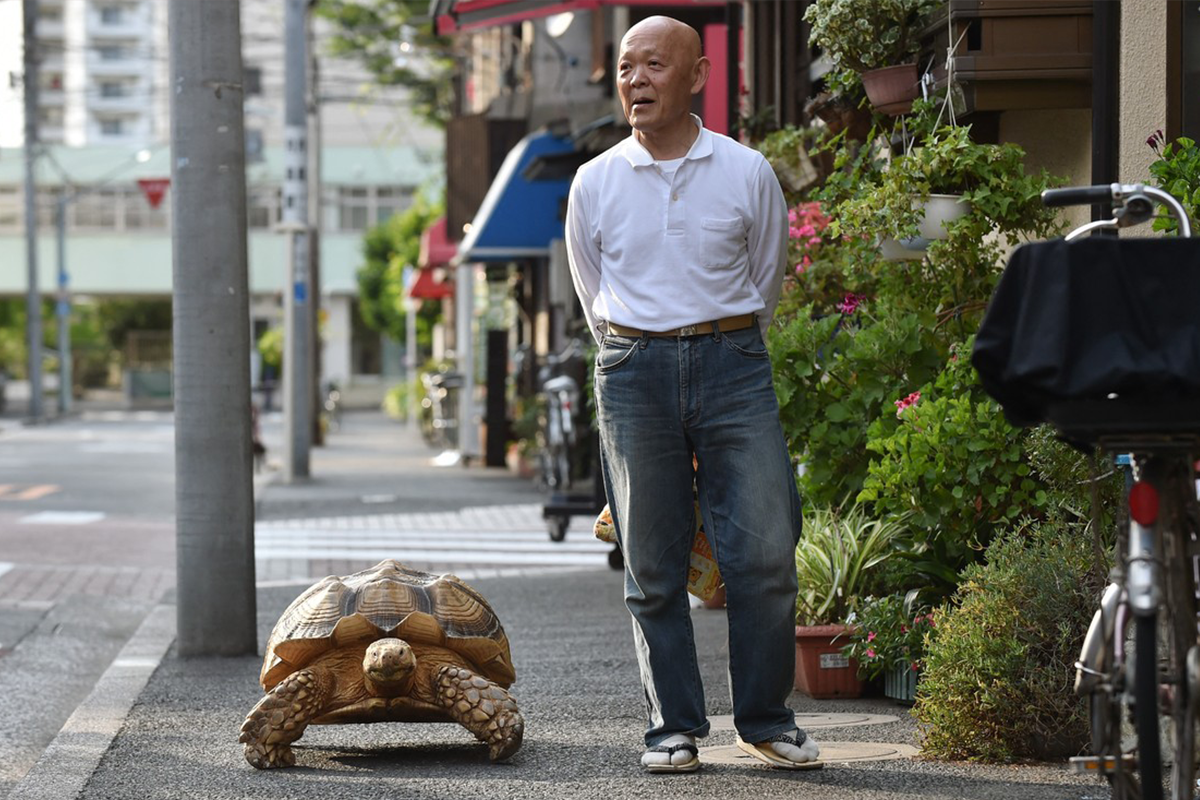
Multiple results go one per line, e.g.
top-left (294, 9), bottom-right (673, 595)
top-left (362, 637), bottom-right (416, 698)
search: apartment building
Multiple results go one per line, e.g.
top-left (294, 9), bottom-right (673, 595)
top-left (0, 0), bottom-right (168, 148)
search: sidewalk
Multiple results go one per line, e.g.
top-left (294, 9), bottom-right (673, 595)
top-left (9, 412), bottom-right (1104, 800)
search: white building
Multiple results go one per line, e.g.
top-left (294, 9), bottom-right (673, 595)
top-left (0, 0), bottom-right (446, 403)
top-left (0, 0), bottom-right (168, 148)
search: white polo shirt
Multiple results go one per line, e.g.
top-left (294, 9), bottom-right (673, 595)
top-left (565, 116), bottom-right (788, 343)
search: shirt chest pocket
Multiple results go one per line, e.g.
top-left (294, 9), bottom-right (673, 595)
top-left (700, 217), bottom-right (746, 269)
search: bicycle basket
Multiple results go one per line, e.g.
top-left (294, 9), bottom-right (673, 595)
top-left (972, 237), bottom-right (1200, 448)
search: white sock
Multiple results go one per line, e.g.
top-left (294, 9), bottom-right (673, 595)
top-left (641, 733), bottom-right (697, 768)
top-left (768, 728), bottom-right (820, 763)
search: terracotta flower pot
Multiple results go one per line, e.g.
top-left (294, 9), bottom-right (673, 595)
top-left (793, 624), bottom-right (863, 699)
top-left (860, 63), bottom-right (919, 116)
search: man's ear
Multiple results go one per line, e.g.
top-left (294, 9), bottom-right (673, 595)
top-left (691, 56), bottom-right (711, 96)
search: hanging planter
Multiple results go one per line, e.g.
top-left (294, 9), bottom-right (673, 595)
top-left (861, 63), bottom-right (920, 116)
top-left (894, 194), bottom-right (973, 253)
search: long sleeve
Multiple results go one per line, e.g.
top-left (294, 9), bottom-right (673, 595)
top-left (565, 175), bottom-right (604, 343)
top-left (745, 156), bottom-right (789, 335)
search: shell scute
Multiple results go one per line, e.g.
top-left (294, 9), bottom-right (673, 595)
top-left (259, 560), bottom-right (514, 691)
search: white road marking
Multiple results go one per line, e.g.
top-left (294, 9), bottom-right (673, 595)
top-left (0, 562), bottom-right (13, 579)
top-left (19, 511), bottom-right (106, 525)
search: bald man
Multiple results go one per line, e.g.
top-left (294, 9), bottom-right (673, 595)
top-left (565, 16), bottom-right (822, 773)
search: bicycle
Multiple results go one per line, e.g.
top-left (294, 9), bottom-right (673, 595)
top-left (536, 339), bottom-right (584, 498)
top-left (973, 182), bottom-right (1200, 800)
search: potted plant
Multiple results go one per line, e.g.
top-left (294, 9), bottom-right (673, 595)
top-left (803, 0), bottom-right (942, 115)
top-left (793, 505), bottom-right (906, 698)
top-left (842, 591), bottom-right (935, 704)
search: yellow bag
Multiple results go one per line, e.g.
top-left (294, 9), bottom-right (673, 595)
top-left (593, 499), bottom-right (723, 601)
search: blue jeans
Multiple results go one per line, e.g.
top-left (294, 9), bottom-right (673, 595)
top-left (594, 325), bottom-right (802, 747)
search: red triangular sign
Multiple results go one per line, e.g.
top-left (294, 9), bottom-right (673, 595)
top-left (137, 178), bottom-right (170, 209)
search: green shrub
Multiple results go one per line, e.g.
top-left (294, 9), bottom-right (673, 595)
top-left (795, 505), bottom-right (907, 625)
top-left (914, 519), bottom-right (1104, 762)
top-left (858, 340), bottom-right (1045, 586)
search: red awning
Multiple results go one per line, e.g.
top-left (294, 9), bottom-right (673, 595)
top-left (418, 216), bottom-right (456, 269)
top-left (409, 267), bottom-right (454, 301)
top-left (435, 0), bottom-right (726, 35)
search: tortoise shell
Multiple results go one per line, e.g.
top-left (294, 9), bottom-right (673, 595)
top-left (259, 559), bottom-right (515, 691)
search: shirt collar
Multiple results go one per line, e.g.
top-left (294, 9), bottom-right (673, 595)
top-left (620, 115), bottom-right (712, 168)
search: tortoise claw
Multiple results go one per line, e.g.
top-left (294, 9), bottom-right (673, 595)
top-left (434, 664), bottom-right (524, 761)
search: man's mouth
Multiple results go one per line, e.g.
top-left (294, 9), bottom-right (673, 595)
top-left (632, 98), bottom-right (654, 107)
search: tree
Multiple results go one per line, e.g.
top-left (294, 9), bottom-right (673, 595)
top-left (356, 190), bottom-right (445, 344)
top-left (316, 0), bottom-right (456, 128)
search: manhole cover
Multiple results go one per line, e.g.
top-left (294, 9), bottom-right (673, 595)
top-left (707, 712), bottom-right (899, 732)
top-left (699, 741), bottom-right (919, 766)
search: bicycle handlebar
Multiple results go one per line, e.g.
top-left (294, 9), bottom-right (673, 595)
top-left (1042, 185), bottom-right (1115, 207)
top-left (1043, 183), bottom-right (1192, 239)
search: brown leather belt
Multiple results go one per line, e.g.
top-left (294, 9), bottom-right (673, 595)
top-left (606, 313), bottom-right (756, 338)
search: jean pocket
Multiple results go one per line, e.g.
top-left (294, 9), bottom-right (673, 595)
top-left (719, 327), bottom-right (769, 359)
top-left (596, 336), bottom-right (639, 374)
top-left (700, 217), bottom-right (745, 268)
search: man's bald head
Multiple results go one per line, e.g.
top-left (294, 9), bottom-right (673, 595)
top-left (616, 15), bottom-right (710, 154)
top-left (620, 16), bottom-right (702, 62)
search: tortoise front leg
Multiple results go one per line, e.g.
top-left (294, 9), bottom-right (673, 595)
top-left (434, 665), bottom-right (524, 761)
top-left (239, 667), bottom-right (332, 768)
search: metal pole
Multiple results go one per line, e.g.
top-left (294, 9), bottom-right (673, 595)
top-left (22, 0), bottom-right (42, 422)
top-left (55, 200), bottom-right (70, 415)
top-left (455, 262), bottom-right (478, 463)
top-left (404, 266), bottom-right (417, 425)
top-left (169, 0), bottom-right (256, 656)
top-left (283, 0), bottom-right (311, 479)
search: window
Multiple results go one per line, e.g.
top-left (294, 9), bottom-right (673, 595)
top-left (99, 5), bottom-right (126, 25)
top-left (97, 45), bottom-right (129, 61)
top-left (244, 66), bottom-right (262, 96)
top-left (375, 186), bottom-right (413, 223)
top-left (337, 187), bottom-right (370, 231)
top-left (247, 186), bottom-right (280, 229)
top-left (99, 80), bottom-right (130, 98)
top-left (39, 6), bottom-right (63, 23)
top-left (0, 186), bottom-right (20, 231)
top-left (38, 107), bottom-right (64, 127)
top-left (36, 187), bottom-right (65, 228)
top-left (74, 188), bottom-right (121, 228)
top-left (98, 117), bottom-right (126, 136)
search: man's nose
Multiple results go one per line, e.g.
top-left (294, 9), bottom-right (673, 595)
top-left (627, 65), bottom-right (647, 87)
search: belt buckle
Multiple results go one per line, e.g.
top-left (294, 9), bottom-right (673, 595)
top-left (678, 324), bottom-right (697, 337)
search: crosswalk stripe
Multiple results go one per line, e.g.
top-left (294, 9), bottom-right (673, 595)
top-left (254, 529), bottom-right (603, 548)
top-left (253, 507), bottom-right (612, 569)
top-left (254, 547), bottom-right (607, 566)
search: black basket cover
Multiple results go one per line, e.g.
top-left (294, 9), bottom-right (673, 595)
top-left (972, 237), bottom-right (1200, 430)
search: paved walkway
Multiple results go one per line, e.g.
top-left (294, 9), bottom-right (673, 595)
top-left (2, 410), bottom-right (1110, 800)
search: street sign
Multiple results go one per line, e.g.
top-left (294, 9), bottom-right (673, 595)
top-left (136, 178), bottom-right (171, 209)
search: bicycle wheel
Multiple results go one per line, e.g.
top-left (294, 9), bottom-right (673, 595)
top-left (1136, 611), bottom-right (1165, 800)
top-left (1160, 469), bottom-right (1199, 800)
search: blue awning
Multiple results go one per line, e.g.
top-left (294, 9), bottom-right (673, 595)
top-left (456, 130), bottom-right (574, 263)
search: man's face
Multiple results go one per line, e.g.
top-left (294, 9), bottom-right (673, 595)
top-left (617, 24), bottom-right (698, 136)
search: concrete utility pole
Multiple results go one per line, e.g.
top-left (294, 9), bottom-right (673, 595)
top-left (168, 0), bottom-right (257, 656)
top-left (307, 9), bottom-right (323, 447)
top-left (282, 0), bottom-right (311, 480)
top-left (22, 0), bottom-right (42, 422)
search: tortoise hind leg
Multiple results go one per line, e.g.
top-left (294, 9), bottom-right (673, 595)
top-left (434, 665), bottom-right (524, 761)
top-left (239, 667), bottom-right (332, 768)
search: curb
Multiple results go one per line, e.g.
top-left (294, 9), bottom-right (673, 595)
top-left (10, 603), bottom-right (176, 800)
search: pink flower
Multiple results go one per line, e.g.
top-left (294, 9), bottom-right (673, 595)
top-left (837, 292), bottom-right (863, 314)
top-left (894, 391), bottom-right (921, 415)
top-left (867, 631), bottom-right (876, 642)
top-left (900, 624), bottom-right (908, 634)
top-left (865, 648), bottom-right (876, 659)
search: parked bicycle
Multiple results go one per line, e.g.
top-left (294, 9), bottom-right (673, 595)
top-left (420, 368), bottom-right (462, 451)
top-left (974, 183), bottom-right (1199, 800)
top-left (536, 339), bottom-right (584, 498)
